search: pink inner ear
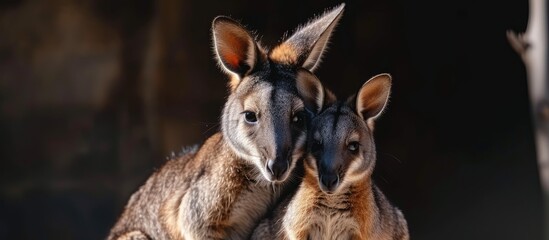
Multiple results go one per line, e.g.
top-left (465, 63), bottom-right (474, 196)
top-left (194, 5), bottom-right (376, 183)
top-left (223, 52), bottom-right (240, 69)
top-left (218, 32), bottom-right (247, 70)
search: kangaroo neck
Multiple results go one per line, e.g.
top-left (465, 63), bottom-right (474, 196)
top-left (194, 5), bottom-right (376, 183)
top-left (303, 169), bottom-right (376, 212)
top-left (193, 132), bottom-right (251, 173)
top-left (303, 170), bottom-right (381, 238)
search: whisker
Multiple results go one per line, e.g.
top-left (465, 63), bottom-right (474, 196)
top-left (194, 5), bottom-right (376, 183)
top-left (379, 176), bottom-right (390, 184)
top-left (201, 122), bottom-right (220, 135)
top-left (379, 152), bottom-right (403, 164)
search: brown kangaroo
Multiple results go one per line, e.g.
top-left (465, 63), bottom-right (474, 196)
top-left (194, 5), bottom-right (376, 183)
top-left (252, 74), bottom-right (409, 240)
top-left (108, 4), bottom-right (345, 240)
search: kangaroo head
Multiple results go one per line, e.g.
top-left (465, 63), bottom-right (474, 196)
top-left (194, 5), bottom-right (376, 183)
top-left (212, 4), bottom-right (345, 183)
top-left (307, 74), bottom-right (392, 194)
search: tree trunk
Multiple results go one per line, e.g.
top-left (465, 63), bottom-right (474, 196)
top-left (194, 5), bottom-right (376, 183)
top-left (507, 0), bottom-right (549, 238)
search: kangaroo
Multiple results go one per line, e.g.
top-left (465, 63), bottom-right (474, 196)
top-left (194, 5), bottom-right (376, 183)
top-left (252, 74), bottom-right (409, 240)
top-left (108, 4), bottom-right (345, 240)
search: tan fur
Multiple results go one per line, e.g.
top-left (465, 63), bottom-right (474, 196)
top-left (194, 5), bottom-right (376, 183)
top-left (252, 74), bottom-right (409, 240)
top-left (159, 188), bottom-right (184, 240)
top-left (253, 161), bottom-right (409, 240)
top-left (229, 75), bottom-right (240, 92)
top-left (283, 171), bottom-right (375, 240)
top-left (270, 43), bottom-right (298, 66)
top-left (109, 5), bottom-right (345, 239)
top-left (109, 134), bottom-right (288, 240)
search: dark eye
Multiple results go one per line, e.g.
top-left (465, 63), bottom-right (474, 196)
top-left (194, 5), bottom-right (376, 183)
top-left (292, 111), bottom-right (306, 128)
top-left (243, 111), bottom-right (257, 123)
top-left (312, 139), bottom-right (322, 152)
top-left (348, 141), bottom-right (360, 153)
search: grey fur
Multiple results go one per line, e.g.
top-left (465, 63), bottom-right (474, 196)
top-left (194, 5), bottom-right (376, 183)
top-left (108, 5), bottom-right (345, 240)
top-left (252, 74), bottom-right (409, 240)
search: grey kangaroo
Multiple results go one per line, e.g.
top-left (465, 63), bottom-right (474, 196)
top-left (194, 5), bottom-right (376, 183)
top-left (252, 74), bottom-right (409, 240)
top-left (108, 4), bottom-right (345, 240)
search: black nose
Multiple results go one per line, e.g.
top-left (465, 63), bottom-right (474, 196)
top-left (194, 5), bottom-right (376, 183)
top-left (320, 174), bottom-right (339, 191)
top-left (267, 159), bottom-right (288, 179)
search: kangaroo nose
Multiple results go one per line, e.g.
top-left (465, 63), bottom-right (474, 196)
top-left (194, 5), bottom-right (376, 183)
top-left (320, 174), bottom-right (339, 192)
top-left (267, 159), bottom-right (288, 180)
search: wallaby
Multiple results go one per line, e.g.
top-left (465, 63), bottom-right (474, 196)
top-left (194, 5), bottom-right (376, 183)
top-left (252, 74), bottom-right (409, 240)
top-left (108, 4), bottom-right (345, 240)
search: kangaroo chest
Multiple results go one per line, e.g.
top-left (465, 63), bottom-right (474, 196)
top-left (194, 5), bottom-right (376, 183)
top-left (226, 181), bottom-right (279, 238)
top-left (305, 197), bottom-right (360, 240)
top-left (283, 179), bottom-right (376, 240)
top-left (178, 157), bottom-right (282, 240)
top-left (284, 189), bottom-right (362, 240)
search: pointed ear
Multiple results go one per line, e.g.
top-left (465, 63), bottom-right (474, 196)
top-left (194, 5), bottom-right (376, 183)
top-left (296, 69), bottom-right (325, 114)
top-left (212, 17), bottom-right (264, 84)
top-left (356, 74), bottom-right (392, 128)
top-left (270, 4), bottom-right (345, 71)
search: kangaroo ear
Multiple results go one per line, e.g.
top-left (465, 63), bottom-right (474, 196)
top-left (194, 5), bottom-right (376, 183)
top-left (212, 17), bottom-right (263, 82)
top-left (296, 69), bottom-right (325, 114)
top-left (270, 4), bottom-right (345, 71)
top-left (355, 74), bottom-right (392, 128)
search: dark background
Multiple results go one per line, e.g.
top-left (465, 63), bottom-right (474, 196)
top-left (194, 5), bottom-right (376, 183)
top-left (0, 0), bottom-right (541, 239)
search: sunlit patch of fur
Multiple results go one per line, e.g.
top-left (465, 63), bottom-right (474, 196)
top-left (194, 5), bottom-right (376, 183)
top-left (270, 43), bottom-right (298, 65)
top-left (304, 155), bottom-right (320, 179)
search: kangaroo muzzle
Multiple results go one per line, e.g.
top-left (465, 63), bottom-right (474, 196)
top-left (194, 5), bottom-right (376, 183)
top-left (320, 173), bottom-right (339, 193)
top-left (318, 155), bottom-right (340, 193)
top-left (265, 119), bottom-right (293, 182)
top-left (267, 157), bottom-right (289, 181)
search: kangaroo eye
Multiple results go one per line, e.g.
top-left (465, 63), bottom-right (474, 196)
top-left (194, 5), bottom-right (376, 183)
top-left (243, 111), bottom-right (258, 123)
top-left (291, 111), bottom-right (306, 128)
top-left (292, 115), bottom-right (302, 124)
top-left (348, 141), bottom-right (360, 153)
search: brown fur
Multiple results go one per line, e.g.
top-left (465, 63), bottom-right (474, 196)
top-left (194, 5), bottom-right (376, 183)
top-left (109, 134), bottom-right (290, 239)
top-left (270, 44), bottom-right (298, 66)
top-left (253, 162), bottom-right (408, 240)
top-left (108, 5), bottom-right (345, 240)
top-left (252, 74), bottom-right (409, 240)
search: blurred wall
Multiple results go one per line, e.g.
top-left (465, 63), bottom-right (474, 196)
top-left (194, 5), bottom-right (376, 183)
top-left (0, 0), bottom-right (540, 239)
